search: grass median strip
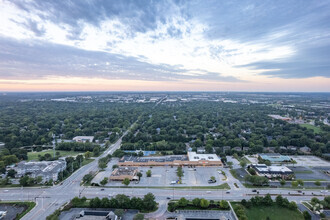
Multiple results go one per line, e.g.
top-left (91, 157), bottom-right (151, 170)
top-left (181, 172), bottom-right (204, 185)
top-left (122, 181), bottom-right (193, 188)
top-left (98, 183), bottom-right (230, 190)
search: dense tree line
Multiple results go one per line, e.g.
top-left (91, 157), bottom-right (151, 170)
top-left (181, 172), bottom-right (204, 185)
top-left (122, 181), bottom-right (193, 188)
top-left (0, 100), bottom-right (149, 150)
top-left (0, 96), bottom-right (328, 159)
top-left (121, 101), bottom-right (329, 155)
top-left (70, 193), bottom-right (157, 211)
top-left (168, 197), bottom-right (229, 212)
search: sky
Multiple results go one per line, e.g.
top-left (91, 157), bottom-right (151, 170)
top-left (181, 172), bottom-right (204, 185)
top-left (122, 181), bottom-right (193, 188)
top-left (0, 0), bottom-right (329, 92)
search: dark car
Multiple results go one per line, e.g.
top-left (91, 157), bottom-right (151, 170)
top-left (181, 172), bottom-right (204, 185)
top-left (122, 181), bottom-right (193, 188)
top-left (101, 188), bottom-right (105, 191)
top-left (252, 189), bottom-right (257, 192)
top-left (167, 197), bottom-right (171, 200)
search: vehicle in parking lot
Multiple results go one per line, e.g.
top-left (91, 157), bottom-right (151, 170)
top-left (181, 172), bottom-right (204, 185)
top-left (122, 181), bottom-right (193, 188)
top-left (208, 179), bottom-right (216, 183)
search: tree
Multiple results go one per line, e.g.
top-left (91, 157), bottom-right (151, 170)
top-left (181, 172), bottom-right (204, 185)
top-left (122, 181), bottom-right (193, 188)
top-left (177, 166), bottom-right (183, 178)
top-left (192, 198), bottom-right (201, 207)
top-left (303, 211), bottom-right (311, 220)
top-left (137, 172), bottom-right (142, 180)
top-left (220, 200), bottom-right (229, 209)
top-left (134, 213), bottom-right (144, 220)
top-left (248, 168), bottom-right (256, 175)
top-left (100, 177), bottom-right (108, 186)
top-left (297, 179), bottom-right (304, 187)
top-left (227, 161), bottom-right (233, 168)
top-left (280, 179), bottom-right (286, 186)
top-left (112, 164), bottom-right (119, 170)
top-left (288, 201), bottom-right (297, 210)
top-left (143, 193), bottom-right (157, 211)
top-left (146, 170), bottom-right (152, 177)
top-left (83, 173), bottom-right (93, 183)
top-left (7, 169), bottom-right (16, 178)
top-left (314, 180), bottom-right (321, 186)
top-left (178, 197), bottom-right (189, 207)
top-left (122, 178), bottom-right (130, 186)
top-left (93, 146), bottom-right (100, 157)
top-left (19, 176), bottom-right (30, 186)
top-left (84, 151), bottom-right (91, 159)
top-left (114, 209), bottom-right (124, 218)
top-left (200, 199), bottom-right (210, 208)
top-left (275, 195), bottom-right (283, 206)
top-left (210, 176), bottom-right (216, 181)
top-left (98, 162), bottom-right (107, 170)
top-left (264, 160), bottom-right (271, 166)
top-left (36, 176), bottom-right (43, 184)
top-left (291, 181), bottom-right (299, 188)
top-left (240, 160), bottom-right (247, 168)
top-left (263, 194), bottom-right (273, 206)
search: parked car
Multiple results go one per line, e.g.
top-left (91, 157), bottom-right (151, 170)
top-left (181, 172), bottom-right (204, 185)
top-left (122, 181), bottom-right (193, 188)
top-left (252, 189), bottom-right (257, 192)
top-left (101, 188), bottom-right (105, 191)
top-left (226, 191), bottom-right (230, 194)
top-left (167, 197), bottom-right (171, 200)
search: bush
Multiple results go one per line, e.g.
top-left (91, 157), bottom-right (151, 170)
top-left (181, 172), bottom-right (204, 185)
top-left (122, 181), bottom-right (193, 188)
top-left (303, 211), bottom-right (311, 220)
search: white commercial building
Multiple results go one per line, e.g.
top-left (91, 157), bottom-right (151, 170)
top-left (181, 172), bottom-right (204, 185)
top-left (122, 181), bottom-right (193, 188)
top-left (73, 136), bottom-right (94, 143)
top-left (188, 152), bottom-right (221, 162)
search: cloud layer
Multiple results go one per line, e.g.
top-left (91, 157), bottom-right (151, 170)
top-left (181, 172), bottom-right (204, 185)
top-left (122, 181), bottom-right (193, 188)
top-left (0, 0), bottom-right (329, 86)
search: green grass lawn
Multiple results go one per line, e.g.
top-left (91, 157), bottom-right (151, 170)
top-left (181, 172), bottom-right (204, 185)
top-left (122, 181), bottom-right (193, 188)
top-left (231, 203), bottom-right (304, 220)
top-left (27, 150), bottom-right (82, 161)
top-left (82, 158), bottom-right (94, 166)
top-left (294, 170), bottom-right (313, 174)
top-left (300, 124), bottom-right (321, 134)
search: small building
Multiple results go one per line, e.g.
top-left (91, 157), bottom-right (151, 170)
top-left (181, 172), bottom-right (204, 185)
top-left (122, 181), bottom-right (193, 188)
top-left (14, 160), bottom-right (66, 182)
top-left (197, 147), bottom-right (206, 154)
top-left (232, 146), bottom-right (242, 152)
top-left (250, 164), bottom-right (293, 179)
top-left (223, 146), bottom-right (231, 153)
top-left (299, 146), bottom-right (311, 154)
top-left (73, 136), bottom-right (94, 143)
top-left (110, 167), bottom-right (139, 181)
top-left (258, 153), bottom-right (292, 163)
top-left (287, 146), bottom-right (297, 151)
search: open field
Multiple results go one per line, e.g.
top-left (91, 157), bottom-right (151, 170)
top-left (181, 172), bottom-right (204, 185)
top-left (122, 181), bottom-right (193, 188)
top-left (299, 124), bottom-right (322, 134)
top-left (231, 202), bottom-right (304, 220)
top-left (27, 150), bottom-right (82, 161)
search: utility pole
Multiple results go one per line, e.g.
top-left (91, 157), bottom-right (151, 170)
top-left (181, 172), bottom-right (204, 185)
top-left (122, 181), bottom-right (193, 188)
top-left (52, 133), bottom-right (56, 158)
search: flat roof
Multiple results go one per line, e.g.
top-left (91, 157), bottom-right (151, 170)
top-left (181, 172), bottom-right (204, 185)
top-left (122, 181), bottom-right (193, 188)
top-left (259, 153), bottom-right (292, 162)
top-left (252, 164), bottom-right (293, 173)
top-left (188, 152), bottom-right (220, 162)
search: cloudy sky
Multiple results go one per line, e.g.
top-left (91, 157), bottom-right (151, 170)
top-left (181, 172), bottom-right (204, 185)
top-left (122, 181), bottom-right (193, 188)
top-left (0, 0), bottom-right (329, 91)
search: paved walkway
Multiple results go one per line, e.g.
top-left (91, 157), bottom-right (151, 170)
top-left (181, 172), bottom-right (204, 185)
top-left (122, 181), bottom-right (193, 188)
top-left (297, 204), bottom-right (320, 220)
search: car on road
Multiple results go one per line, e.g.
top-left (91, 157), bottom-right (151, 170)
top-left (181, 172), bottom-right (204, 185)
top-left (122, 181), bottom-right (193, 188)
top-left (226, 191), bottom-right (230, 194)
top-left (101, 188), bottom-right (105, 191)
top-left (3, 190), bottom-right (9, 192)
top-left (252, 189), bottom-right (257, 192)
top-left (167, 197), bottom-right (171, 199)
top-left (206, 191), bottom-right (211, 194)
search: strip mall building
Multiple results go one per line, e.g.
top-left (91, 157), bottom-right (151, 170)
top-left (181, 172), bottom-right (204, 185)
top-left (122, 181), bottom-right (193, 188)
top-left (118, 152), bottom-right (222, 167)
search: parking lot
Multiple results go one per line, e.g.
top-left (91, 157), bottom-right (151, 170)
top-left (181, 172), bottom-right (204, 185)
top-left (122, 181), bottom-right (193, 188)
top-left (290, 155), bottom-right (330, 167)
top-left (291, 166), bottom-right (330, 181)
top-left (105, 166), bottom-right (225, 187)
